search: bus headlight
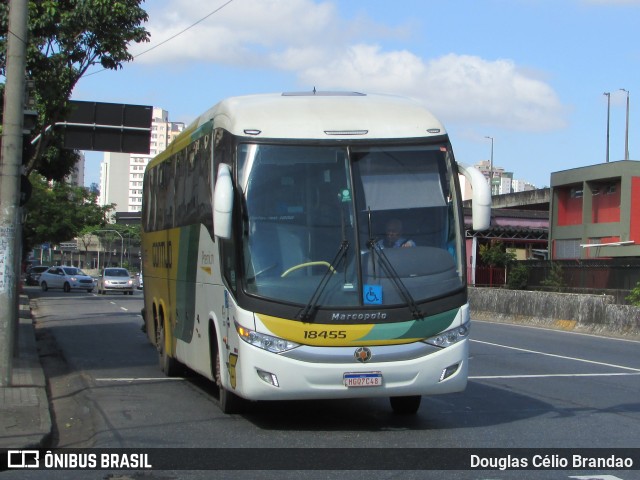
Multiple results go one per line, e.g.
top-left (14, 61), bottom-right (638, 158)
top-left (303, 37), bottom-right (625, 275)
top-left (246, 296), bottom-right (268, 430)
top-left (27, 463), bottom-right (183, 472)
top-left (423, 322), bottom-right (470, 348)
top-left (235, 322), bottom-right (299, 353)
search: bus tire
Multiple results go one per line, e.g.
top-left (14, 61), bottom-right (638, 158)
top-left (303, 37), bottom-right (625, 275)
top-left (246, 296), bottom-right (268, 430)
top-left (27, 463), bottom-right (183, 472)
top-left (389, 395), bottom-right (421, 414)
top-left (210, 330), bottom-right (243, 414)
top-left (156, 317), bottom-right (180, 377)
top-left (140, 308), bottom-right (147, 333)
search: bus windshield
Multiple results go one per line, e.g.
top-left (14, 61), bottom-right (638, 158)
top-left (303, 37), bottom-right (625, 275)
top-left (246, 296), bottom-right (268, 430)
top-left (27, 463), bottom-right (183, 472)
top-left (238, 143), bottom-right (463, 309)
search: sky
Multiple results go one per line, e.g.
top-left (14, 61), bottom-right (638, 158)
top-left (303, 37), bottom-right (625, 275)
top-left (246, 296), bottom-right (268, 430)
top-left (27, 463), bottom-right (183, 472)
top-left (73, 0), bottom-right (640, 189)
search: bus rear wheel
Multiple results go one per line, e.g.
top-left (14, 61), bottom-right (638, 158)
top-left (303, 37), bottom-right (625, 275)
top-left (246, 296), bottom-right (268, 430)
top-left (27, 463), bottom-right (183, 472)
top-left (156, 318), bottom-right (180, 377)
top-left (390, 395), bottom-right (421, 414)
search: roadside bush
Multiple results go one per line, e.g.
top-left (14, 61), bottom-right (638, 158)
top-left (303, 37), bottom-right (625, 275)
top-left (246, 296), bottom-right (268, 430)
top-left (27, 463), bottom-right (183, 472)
top-left (540, 262), bottom-right (566, 292)
top-left (507, 263), bottom-right (529, 290)
top-left (626, 281), bottom-right (640, 306)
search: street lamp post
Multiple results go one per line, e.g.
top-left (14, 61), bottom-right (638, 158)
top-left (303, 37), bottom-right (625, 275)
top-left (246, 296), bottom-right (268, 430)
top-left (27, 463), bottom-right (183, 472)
top-left (485, 136), bottom-right (494, 195)
top-left (603, 92), bottom-right (610, 163)
top-left (620, 88), bottom-right (630, 161)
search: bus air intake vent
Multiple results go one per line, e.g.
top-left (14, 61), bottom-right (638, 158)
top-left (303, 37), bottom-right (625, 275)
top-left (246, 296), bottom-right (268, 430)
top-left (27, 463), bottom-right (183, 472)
top-left (324, 130), bottom-right (368, 136)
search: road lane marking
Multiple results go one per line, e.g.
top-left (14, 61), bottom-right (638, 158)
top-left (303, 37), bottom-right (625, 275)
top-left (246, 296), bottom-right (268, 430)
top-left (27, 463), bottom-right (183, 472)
top-left (95, 377), bottom-right (185, 382)
top-left (121, 307), bottom-right (128, 311)
top-left (569, 476), bottom-right (625, 480)
top-left (471, 372), bottom-right (640, 380)
top-left (471, 339), bottom-right (640, 372)
top-left (472, 319), bottom-right (640, 344)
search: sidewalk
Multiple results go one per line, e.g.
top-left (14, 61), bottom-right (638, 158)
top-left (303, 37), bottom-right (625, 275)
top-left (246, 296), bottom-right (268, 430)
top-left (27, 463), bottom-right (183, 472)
top-left (0, 294), bottom-right (52, 449)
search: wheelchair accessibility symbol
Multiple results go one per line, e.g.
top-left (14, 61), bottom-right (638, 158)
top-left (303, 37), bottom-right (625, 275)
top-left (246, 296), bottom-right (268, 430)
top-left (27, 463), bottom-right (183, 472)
top-left (363, 285), bottom-right (382, 305)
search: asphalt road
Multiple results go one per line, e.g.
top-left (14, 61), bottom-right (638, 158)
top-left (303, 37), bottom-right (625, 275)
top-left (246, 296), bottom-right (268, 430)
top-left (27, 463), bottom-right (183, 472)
top-left (11, 286), bottom-right (640, 480)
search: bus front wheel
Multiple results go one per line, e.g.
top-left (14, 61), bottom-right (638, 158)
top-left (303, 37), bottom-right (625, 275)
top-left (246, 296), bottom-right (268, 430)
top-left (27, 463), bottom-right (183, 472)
top-left (212, 336), bottom-right (243, 414)
top-left (390, 395), bottom-right (421, 414)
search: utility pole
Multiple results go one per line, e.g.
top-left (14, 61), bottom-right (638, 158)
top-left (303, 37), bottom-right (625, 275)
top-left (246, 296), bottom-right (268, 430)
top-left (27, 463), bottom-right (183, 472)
top-left (603, 92), bottom-right (610, 163)
top-left (620, 89), bottom-right (630, 161)
top-left (0, 0), bottom-right (28, 386)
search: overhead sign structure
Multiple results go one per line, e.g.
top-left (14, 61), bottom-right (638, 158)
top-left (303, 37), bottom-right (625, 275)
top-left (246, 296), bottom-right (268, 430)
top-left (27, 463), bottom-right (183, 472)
top-left (61, 101), bottom-right (153, 154)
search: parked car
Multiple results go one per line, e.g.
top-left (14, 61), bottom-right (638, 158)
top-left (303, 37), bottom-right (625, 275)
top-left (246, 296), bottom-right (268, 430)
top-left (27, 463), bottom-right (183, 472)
top-left (25, 265), bottom-right (49, 286)
top-left (96, 267), bottom-right (135, 295)
top-left (137, 272), bottom-right (143, 290)
top-left (39, 266), bottom-right (95, 293)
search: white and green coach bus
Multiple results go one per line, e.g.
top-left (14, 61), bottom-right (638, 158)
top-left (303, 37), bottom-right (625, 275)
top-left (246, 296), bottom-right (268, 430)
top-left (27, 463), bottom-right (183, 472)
top-left (141, 91), bottom-right (491, 414)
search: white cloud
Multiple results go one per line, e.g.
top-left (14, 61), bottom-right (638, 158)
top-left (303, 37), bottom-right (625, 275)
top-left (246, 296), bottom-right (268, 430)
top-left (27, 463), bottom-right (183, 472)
top-left (293, 48), bottom-right (566, 131)
top-left (134, 0), bottom-right (341, 66)
top-left (135, 0), bottom-right (567, 131)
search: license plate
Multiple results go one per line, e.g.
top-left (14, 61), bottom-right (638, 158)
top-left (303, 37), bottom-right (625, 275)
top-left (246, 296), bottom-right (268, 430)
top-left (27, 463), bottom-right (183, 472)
top-left (343, 372), bottom-right (382, 387)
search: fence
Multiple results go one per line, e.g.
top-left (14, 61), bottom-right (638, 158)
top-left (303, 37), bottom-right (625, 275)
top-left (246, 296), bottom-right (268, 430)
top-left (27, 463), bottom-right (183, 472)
top-left (470, 258), bottom-right (640, 304)
top-left (470, 266), bottom-right (507, 287)
top-left (524, 259), bottom-right (640, 290)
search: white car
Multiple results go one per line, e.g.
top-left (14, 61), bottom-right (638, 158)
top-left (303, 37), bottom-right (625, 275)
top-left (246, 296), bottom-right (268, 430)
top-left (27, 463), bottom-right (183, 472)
top-left (97, 267), bottom-right (135, 295)
top-left (39, 266), bottom-right (95, 293)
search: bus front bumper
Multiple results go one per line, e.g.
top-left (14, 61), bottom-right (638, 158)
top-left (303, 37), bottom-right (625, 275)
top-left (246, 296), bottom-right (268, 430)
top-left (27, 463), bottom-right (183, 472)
top-left (223, 338), bottom-right (469, 401)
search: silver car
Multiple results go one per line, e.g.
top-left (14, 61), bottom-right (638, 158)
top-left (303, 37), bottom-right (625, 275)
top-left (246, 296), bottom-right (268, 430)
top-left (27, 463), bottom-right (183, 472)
top-left (39, 266), bottom-right (95, 293)
top-left (97, 267), bottom-right (135, 295)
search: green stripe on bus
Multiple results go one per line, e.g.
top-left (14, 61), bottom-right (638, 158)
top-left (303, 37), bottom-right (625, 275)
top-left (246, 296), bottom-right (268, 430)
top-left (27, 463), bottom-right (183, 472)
top-left (358, 308), bottom-right (459, 342)
top-left (174, 224), bottom-right (201, 343)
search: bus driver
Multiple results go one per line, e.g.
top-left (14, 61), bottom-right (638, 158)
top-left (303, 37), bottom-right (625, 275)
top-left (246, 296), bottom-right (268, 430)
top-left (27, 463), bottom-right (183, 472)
top-left (377, 218), bottom-right (416, 249)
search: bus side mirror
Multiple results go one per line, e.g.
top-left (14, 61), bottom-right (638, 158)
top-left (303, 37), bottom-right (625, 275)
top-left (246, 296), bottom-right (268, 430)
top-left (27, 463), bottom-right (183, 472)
top-left (458, 164), bottom-right (491, 231)
top-left (214, 163), bottom-right (234, 239)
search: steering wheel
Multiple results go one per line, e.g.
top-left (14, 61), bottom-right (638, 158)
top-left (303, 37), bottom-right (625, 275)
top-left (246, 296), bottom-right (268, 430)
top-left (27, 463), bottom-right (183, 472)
top-left (281, 261), bottom-right (336, 277)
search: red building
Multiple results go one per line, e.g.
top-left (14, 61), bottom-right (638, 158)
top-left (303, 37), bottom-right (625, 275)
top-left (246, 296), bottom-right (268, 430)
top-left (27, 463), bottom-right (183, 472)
top-left (550, 160), bottom-right (640, 259)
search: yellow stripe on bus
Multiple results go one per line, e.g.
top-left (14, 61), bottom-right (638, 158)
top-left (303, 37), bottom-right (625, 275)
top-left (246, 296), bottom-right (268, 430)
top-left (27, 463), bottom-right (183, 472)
top-left (257, 314), bottom-right (420, 347)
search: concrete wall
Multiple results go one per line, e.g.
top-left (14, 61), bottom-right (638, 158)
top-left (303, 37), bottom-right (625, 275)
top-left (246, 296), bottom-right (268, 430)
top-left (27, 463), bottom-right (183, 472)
top-left (468, 287), bottom-right (640, 338)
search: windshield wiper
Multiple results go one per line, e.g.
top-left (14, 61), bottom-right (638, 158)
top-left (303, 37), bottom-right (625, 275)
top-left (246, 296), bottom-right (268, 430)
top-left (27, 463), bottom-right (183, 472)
top-left (366, 208), bottom-right (424, 320)
top-left (297, 240), bottom-right (349, 321)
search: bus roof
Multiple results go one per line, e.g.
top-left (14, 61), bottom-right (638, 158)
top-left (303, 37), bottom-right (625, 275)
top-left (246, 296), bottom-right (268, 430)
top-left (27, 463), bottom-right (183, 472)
top-left (196, 92), bottom-right (447, 140)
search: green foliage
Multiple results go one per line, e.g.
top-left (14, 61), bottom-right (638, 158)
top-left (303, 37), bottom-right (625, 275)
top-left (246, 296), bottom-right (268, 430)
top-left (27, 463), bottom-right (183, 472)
top-left (479, 242), bottom-right (516, 267)
top-left (507, 263), bottom-right (529, 290)
top-left (0, 0), bottom-right (150, 179)
top-left (22, 174), bottom-right (113, 253)
top-left (625, 281), bottom-right (640, 306)
top-left (540, 262), bottom-right (566, 291)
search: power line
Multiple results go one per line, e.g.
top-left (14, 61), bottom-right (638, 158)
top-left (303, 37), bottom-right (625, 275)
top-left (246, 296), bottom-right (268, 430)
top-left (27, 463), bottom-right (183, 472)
top-left (85, 0), bottom-right (236, 77)
top-left (134, 0), bottom-right (236, 59)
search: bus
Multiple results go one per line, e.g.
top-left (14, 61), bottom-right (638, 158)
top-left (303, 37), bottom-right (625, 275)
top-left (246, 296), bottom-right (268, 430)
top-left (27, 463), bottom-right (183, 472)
top-left (141, 91), bottom-right (491, 414)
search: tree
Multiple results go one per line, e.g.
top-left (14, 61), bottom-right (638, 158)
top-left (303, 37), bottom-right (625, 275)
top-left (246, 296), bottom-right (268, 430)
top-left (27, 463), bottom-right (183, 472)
top-left (478, 242), bottom-right (516, 267)
top-left (77, 224), bottom-right (99, 268)
top-left (92, 223), bottom-right (139, 269)
top-left (0, 0), bottom-right (150, 180)
top-left (22, 174), bottom-right (114, 253)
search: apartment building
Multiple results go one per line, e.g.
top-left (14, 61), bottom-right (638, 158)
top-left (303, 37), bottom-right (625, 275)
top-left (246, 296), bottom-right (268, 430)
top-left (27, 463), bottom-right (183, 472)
top-left (473, 159), bottom-right (535, 195)
top-left (65, 151), bottom-right (85, 187)
top-left (98, 107), bottom-right (185, 212)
